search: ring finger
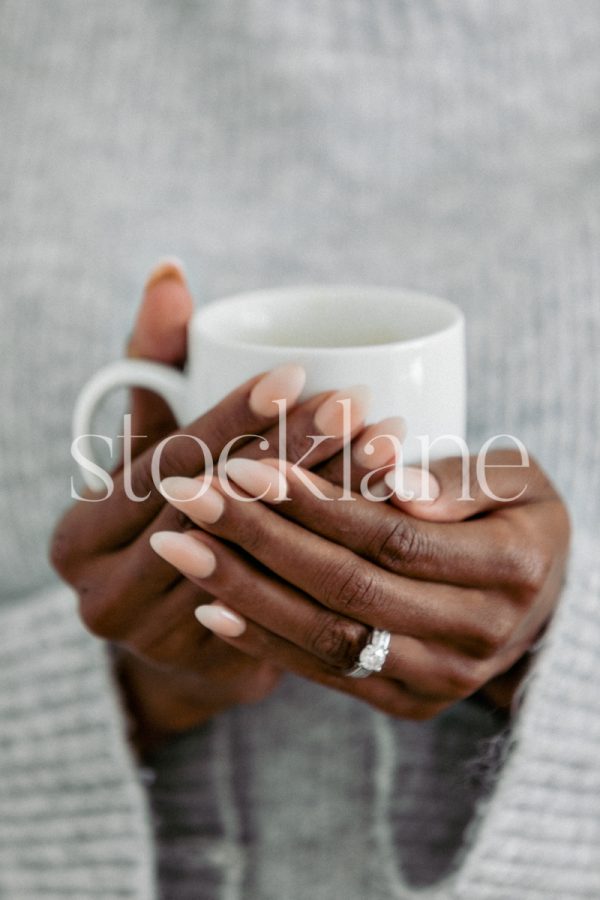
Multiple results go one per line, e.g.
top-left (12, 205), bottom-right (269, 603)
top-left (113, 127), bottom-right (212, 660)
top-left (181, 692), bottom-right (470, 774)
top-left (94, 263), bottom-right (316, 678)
top-left (150, 528), bottom-right (479, 701)
top-left (197, 603), bottom-right (449, 720)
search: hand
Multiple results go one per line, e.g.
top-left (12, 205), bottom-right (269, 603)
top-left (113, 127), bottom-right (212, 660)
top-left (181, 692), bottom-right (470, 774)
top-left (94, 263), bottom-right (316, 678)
top-left (151, 451), bottom-right (570, 720)
top-left (51, 262), bottom-right (403, 750)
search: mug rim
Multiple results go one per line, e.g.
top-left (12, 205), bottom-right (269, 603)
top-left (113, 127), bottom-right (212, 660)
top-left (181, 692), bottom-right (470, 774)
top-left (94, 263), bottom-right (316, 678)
top-left (192, 284), bottom-right (464, 354)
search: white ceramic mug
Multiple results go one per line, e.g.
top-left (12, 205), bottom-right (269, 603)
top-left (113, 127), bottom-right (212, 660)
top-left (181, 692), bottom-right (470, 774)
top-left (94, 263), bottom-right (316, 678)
top-left (73, 284), bottom-right (466, 486)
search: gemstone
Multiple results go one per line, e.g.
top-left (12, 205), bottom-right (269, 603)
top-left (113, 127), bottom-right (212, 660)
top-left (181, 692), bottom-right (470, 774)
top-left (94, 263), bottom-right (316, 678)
top-left (359, 645), bottom-right (386, 670)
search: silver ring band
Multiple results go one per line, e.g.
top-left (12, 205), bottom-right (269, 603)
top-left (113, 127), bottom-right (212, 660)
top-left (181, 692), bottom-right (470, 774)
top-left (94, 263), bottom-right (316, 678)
top-left (345, 628), bottom-right (392, 679)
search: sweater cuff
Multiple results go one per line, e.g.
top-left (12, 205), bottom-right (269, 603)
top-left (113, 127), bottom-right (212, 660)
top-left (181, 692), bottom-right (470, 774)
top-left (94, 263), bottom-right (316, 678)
top-left (0, 583), bottom-right (156, 899)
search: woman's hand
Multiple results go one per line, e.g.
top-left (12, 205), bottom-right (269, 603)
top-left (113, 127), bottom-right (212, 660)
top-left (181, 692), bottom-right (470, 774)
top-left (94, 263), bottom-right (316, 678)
top-left (151, 451), bottom-right (570, 720)
top-left (50, 263), bottom-right (402, 751)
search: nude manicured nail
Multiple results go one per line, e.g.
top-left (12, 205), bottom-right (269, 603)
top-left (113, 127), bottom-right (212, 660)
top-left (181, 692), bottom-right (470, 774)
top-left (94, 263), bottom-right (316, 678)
top-left (313, 385), bottom-right (373, 438)
top-left (144, 256), bottom-right (186, 291)
top-left (195, 603), bottom-right (247, 637)
top-left (384, 466), bottom-right (441, 502)
top-left (353, 416), bottom-right (407, 469)
top-left (224, 458), bottom-right (288, 502)
top-left (160, 477), bottom-right (225, 522)
top-left (249, 364), bottom-right (307, 417)
top-left (366, 478), bottom-right (395, 499)
top-left (149, 531), bottom-right (216, 577)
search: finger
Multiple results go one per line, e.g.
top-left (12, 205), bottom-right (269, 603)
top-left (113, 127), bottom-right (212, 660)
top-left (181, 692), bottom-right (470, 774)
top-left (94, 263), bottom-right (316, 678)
top-left (58, 364), bottom-right (309, 557)
top-left (71, 535), bottom-right (277, 699)
top-left (149, 528), bottom-right (507, 698)
top-left (267, 462), bottom-right (569, 603)
top-left (196, 601), bottom-right (448, 721)
top-left (72, 545), bottom-right (275, 701)
top-left (119, 594), bottom-right (279, 710)
top-left (149, 528), bottom-right (372, 671)
top-left (227, 385), bottom-right (373, 472)
top-left (385, 450), bottom-right (556, 522)
top-left (67, 372), bottom-right (373, 556)
top-left (113, 385), bottom-right (375, 596)
top-left (383, 634), bottom-right (496, 701)
top-left (259, 460), bottom-right (520, 589)
top-left (157, 472), bottom-right (494, 644)
top-left (315, 416), bottom-right (406, 491)
top-left (127, 258), bottom-right (194, 450)
top-left (68, 537), bottom-right (211, 643)
top-left (56, 376), bottom-right (375, 601)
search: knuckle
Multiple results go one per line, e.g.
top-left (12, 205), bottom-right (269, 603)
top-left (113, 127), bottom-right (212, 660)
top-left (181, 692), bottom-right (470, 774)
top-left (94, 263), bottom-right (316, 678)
top-left (155, 437), bottom-right (192, 477)
top-left (466, 609), bottom-right (515, 658)
top-left (370, 516), bottom-right (428, 570)
top-left (308, 615), bottom-right (369, 670)
top-left (443, 658), bottom-right (489, 699)
top-left (495, 527), bottom-right (552, 600)
top-left (49, 524), bottom-right (77, 579)
top-left (75, 571), bottom-right (130, 640)
top-left (515, 547), bottom-right (553, 600)
top-left (50, 511), bottom-right (96, 580)
top-left (202, 414), bottom-right (238, 456)
top-left (160, 428), bottom-right (216, 478)
top-left (282, 428), bottom-right (313, 465)
top-left (490, 539), bottom-right (523, 590)
top-left (135, 430), bottom-right (209, 496)
top-left (322, 557), bottom-right (383, 616)
top-left (77, 593), bottom-right (117, 639)
top-left (227, 513), bottom-right (265, 556)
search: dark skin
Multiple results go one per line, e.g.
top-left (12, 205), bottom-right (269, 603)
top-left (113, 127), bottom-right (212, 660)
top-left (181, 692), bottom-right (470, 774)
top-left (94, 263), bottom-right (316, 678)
top-left (156, 451), bottom-right (570, 722)
top-left (51, 269), bottom-right (570, 752)
top-left (51, 268), bottom-right (398, 751)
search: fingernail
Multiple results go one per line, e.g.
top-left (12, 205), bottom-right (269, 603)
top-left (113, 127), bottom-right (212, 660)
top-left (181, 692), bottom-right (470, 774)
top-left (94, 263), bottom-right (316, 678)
top-left (160, 477), bottom-right (225, 522)
top-left (195, 603), bottom-right (247, 637)
top-left (366, 478), bottom-right (394, 499)
top-left (149, 531), bottom-right (217, 577)
top-left (145, 256), bottom-right (186, 291)
top-left (249, 364), bottom-right (307, 417)
top-left (353, 417), bottom-right (407, 469)
top-left (384, 466), bottom-right (441, 502)
top-left (313, 385), bottom-right (372, 438)
top-left (224, 458), bottom-right (288, 502)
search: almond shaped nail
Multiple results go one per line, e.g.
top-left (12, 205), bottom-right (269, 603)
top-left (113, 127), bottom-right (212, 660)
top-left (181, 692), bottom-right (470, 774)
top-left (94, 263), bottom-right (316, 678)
top-left (150, 531), bottom-right (216, 577)
top-left (249, 363), bottom-right (307, 417)
top-left (384, 466), bottom-right (440, 502)
top-left (160, 476), bottom-right (225, 522)
top-left (145, 256), bottom-right (186, 291)
top-left (353, 416), bottom-right (407, 469)
top-left (195, 603), bottom-right (247, 637)
top-left (313, 385), bottom-right (373, 438)
top-left (224, 458), bottom-right (288, 502)
top-left (365, 477), bottom-right (395, 499)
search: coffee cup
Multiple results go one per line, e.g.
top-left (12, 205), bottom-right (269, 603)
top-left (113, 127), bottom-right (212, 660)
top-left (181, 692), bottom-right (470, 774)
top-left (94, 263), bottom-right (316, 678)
top-left (73, 284), bottom-right (466, 487)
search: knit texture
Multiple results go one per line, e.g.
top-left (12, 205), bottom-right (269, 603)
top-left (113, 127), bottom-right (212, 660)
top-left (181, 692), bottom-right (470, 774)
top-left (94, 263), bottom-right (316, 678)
top-left (0, 1), bottom-right (599, 898)
top-left (0, 587), bottom-right (156, 899)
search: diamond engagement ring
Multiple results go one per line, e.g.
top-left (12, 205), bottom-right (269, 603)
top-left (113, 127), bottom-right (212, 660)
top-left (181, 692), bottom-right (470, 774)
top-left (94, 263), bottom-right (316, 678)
top-left (345, 628), bottom-right (392, 679)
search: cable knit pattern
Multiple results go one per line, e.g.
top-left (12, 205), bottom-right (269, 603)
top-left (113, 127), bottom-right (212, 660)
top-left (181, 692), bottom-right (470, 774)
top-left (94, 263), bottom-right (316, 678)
top-left (0, 1), bottom-right (599, 898)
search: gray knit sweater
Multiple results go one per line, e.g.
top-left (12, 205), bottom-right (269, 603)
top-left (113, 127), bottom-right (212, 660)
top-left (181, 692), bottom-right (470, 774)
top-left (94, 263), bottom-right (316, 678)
top-left (1, 2), bottom-right (599, 898)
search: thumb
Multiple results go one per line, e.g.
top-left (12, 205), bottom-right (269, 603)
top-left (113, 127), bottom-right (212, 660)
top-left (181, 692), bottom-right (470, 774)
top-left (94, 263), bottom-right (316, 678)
top-left (127, 257), bottom-right (194, 449)
top-left (384, 450), bottom-right (535, 523)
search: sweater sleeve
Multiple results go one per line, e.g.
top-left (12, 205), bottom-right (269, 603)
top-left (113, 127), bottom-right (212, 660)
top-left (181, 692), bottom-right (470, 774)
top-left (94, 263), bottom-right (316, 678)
top-left (0, 582), bottom-right (156, 900)
top-left (449, 527), bottom-right (600, 898)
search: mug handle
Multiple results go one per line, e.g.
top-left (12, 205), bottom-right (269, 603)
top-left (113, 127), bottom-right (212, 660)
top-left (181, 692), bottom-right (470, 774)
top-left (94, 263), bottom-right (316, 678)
top-left (72, 359), bottom-right (188, 490)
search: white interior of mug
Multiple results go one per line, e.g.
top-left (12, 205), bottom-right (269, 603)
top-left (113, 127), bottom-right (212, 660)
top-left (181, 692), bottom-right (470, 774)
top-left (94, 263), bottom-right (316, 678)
top-left (193, 285), bottom-right (462, 351)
